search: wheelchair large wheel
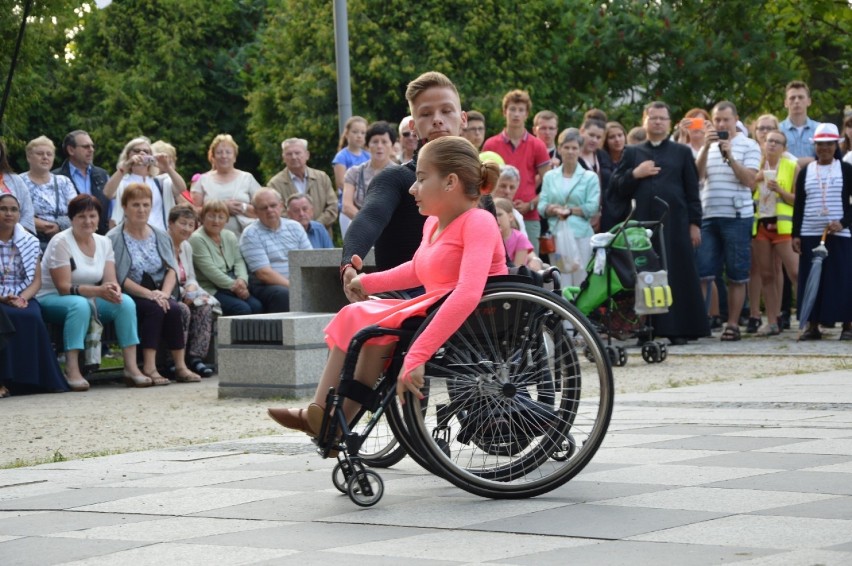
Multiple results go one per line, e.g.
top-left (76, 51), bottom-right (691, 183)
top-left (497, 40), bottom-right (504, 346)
top-left (401, 282), bottom-right (613, 499)
top-left (358, 410), bottom-right (406, 468)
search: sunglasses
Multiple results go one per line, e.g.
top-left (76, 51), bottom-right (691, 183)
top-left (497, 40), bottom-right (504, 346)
top-left (401, 132), bottom-right (414, 138)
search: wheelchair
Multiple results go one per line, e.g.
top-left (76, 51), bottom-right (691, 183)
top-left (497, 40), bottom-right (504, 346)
top-left (312, 275), bottom-right (614, 507)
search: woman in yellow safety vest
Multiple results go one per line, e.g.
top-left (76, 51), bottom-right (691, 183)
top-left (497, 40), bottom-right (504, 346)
top-left (751, 123), bottom-right (799, 336)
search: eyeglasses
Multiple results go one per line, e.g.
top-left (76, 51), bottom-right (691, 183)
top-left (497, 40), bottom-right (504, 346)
top-left (756, 126), bottom-right (777, 132)
top-left (130, 148), bottom-right (152, 155)
top-left (765, 139), bottom-right (785, 145)
top-left (401, 132), bottom-right (414, 138)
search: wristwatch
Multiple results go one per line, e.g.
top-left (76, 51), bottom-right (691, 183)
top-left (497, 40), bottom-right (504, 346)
top-left (241, 203), bottom-right (248, 213)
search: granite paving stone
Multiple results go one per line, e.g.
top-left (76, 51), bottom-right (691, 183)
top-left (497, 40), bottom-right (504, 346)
top-left (576, 463), bottom-right (774, 486)
top-left (468, 503), bottom-right (724, 539)
top-left (673, 450), bottom-right (852, 470)
top-left (593, 486), bottom-right (836, 513)
top-left (733, 549), bottom-right (852, 565)
top-left (628, 515), bottom-right (852, 550)
top-left (0, 511), bottom-right (150, 537)
top-left (0, 535), bottom-right (145, 566)
top-left (708, 470), bottom-right (852, 495)
top-left (500, 540), bottom-right (778, 566)
top-left (48, 516), bottom-right (288, 542)
top-left (57, 542), bottom-right (298, 566)
top-left (752, 495), bottom-right (852, 520)
top-left (73, 487), bottom-right (295, 515)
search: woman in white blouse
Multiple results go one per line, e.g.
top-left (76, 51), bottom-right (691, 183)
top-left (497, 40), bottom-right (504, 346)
top-left (37, 194), bottom-right (150, 389)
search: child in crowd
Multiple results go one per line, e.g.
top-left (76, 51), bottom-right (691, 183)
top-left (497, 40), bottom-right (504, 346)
top-left (332, 116), bottom-right (370, 193)
top-left (494, 197), bottom-right (543, 270)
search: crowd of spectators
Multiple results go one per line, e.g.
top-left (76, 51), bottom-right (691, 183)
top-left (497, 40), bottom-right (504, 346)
top-left (1, 78), bottom-right (850, 400)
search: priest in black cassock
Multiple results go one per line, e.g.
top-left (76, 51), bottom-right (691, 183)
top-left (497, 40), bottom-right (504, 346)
top-left (609, 101), bottom-right (710, 344)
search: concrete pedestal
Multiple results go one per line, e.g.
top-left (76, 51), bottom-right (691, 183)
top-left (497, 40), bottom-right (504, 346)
top-left (217, 312), bottom-right (334, 399)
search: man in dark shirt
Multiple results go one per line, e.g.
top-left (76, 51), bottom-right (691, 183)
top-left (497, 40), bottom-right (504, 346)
top-left (340, 71), bottom-right (467, 302)
top-left (52, 130), bottom-right (111, 235)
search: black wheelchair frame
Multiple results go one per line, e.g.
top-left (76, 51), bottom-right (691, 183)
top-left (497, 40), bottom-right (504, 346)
top-left (310, 274), bottom-right (614, 507)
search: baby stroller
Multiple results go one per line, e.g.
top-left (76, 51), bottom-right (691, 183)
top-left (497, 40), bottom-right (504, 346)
top-left (563, 199), bottom-right (672, 366)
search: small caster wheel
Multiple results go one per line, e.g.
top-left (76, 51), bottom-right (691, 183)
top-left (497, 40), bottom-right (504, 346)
top-left (641, 342), bottom-right (661, 363)
top-left (657, 342), bottom-right (668, 362)
top-left (551, 433), bottom-right (576, 462)
top-left (347, 470), bottom-right (384, 507)
top-left (615, 346), bottom-right (628, 367)
top-left (332, 461), bottom-right (352, 494)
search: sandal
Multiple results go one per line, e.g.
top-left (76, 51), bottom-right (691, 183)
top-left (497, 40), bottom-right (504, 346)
top-left (123, 374), bottom-right (153, 388)
top-left (143, 370), bottom-right (171, 386)
top-left (190, 359), bottom-right (214, 378)
top-left (756, 323), bottom-right (780, 337)
top-left (798, 326), bottom-right (822, 341)
top-left (720, 324), bottom-right (741, 342)
top-left (0, 386), bottom-right (10, 399)
top-left (174, 369), bottom-right (201, 383)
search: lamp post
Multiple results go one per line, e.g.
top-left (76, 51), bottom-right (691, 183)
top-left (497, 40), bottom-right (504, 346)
top-left (332, 0), bottom-right (352, 136)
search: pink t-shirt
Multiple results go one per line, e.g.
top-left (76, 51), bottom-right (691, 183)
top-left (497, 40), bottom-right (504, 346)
top-left (504, 229), bottom-right (533, 261)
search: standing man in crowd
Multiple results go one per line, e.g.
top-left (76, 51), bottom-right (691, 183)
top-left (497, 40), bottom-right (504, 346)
top-left (267, 138), bottom-right (338, 238)
top-left (341, 71), bottom-right (467, 301)
top-left (482, 90), bottom-right (551, 252)
top-left (53, 130), bottom-right (111, 234)
top-left (240, 188), bottom-right (311, 313)
top-left (696, 101), bottom-right (761, 342)
top-left (286, 193), bottom-right (333, 249)
top-left (533, 110), bottom-right (561, 168)
top-left (610, 101), bottom-right (708, 345)
top-left (462, 111), bottom-right (486, 150)
top-left (779, 81), bottom-right (819, 168)
top-left (397, 115), bottom-right (418, 164)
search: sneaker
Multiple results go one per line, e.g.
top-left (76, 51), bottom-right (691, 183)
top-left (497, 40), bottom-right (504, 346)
top-left (745, 317), bottom-right (761, 334)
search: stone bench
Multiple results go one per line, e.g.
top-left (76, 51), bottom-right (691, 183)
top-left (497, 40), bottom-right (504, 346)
top-left (217, 312), bottom-right (334, 399)
top-left (289, 248), bottom-right (376, 313)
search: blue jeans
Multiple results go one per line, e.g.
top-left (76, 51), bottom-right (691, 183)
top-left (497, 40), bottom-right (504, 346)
top-left (215, 290), bottom-right (263, 316)
top-left (39, 293), bottom-right (139, 351)
top-left (696, 216), bottom-right (752, 283)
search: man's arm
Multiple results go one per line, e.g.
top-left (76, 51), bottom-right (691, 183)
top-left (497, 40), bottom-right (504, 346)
top-left (252, 266), bottom-right (289, 287)
top-left (314, 171), bottom-right (339, 227)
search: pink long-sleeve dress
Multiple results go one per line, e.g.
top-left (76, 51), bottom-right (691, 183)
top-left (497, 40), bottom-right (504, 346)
top-left (325, 207), bottom-right (508, 378)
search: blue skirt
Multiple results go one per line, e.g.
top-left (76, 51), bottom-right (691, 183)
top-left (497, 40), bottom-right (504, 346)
top-left (796, 235), bottom-right (852, 324)
top-left (0, 300), bottom-right (68, 394)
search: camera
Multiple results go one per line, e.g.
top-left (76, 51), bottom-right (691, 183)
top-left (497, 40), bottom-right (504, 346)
top-left (141, 155), bottom-right (157, 166)
top-left (717, 130), bottom-right (729, 140)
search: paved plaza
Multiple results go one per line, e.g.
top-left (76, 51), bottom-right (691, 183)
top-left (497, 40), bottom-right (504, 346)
top-left (1, 334), bottom-right (850, 565)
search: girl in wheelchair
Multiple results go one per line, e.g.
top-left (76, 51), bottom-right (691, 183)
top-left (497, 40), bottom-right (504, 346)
top-left (268, 136), bottom-right (508, 435)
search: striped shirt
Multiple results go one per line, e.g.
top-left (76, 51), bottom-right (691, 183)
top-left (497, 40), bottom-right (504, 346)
top-left (239, 218), bottom-right (312, 278)
top-left (702, 134), bottom-right (761, 219)
top-left (800, 160), bottom-right (850, 238)
top-left (0, 224), bottom-right (39, 296)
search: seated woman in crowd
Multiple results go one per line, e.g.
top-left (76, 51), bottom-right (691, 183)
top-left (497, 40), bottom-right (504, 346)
top-left (0, 194), bottom-right (67, 397)
top-left (341, 121), bottom-right (397, 230)
top-left (167, 205), bottom-right (217, 377)
top-left (107, 183), bottom-right (200, 384)
top-left (38, 194), bottom-right (148, 389)
top-left (19, 136), bottom-right (77, 249)
top-left (103, 137), bottom-right (185, 232)
top-left (0, 139), bottom-right (36, 234)
top-left (190, 134), bottom-right (260, 235)
top-left (189, 200), bottom-right (262, 316)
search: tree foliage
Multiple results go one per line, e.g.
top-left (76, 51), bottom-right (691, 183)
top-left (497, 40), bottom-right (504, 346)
top-left (2, 0), bottom-right (850, 179)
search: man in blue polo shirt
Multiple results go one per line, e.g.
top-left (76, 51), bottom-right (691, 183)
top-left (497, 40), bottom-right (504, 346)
top-left (779, 81), bottom-right (819, 168)
top-left (286, 193), bottom-right (333, 249)
top-left (240, 188), bottom-right (312, 313)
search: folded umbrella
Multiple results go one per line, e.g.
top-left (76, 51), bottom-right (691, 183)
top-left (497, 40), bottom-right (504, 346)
top-left (797, 228), bottom-right (830, 330)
